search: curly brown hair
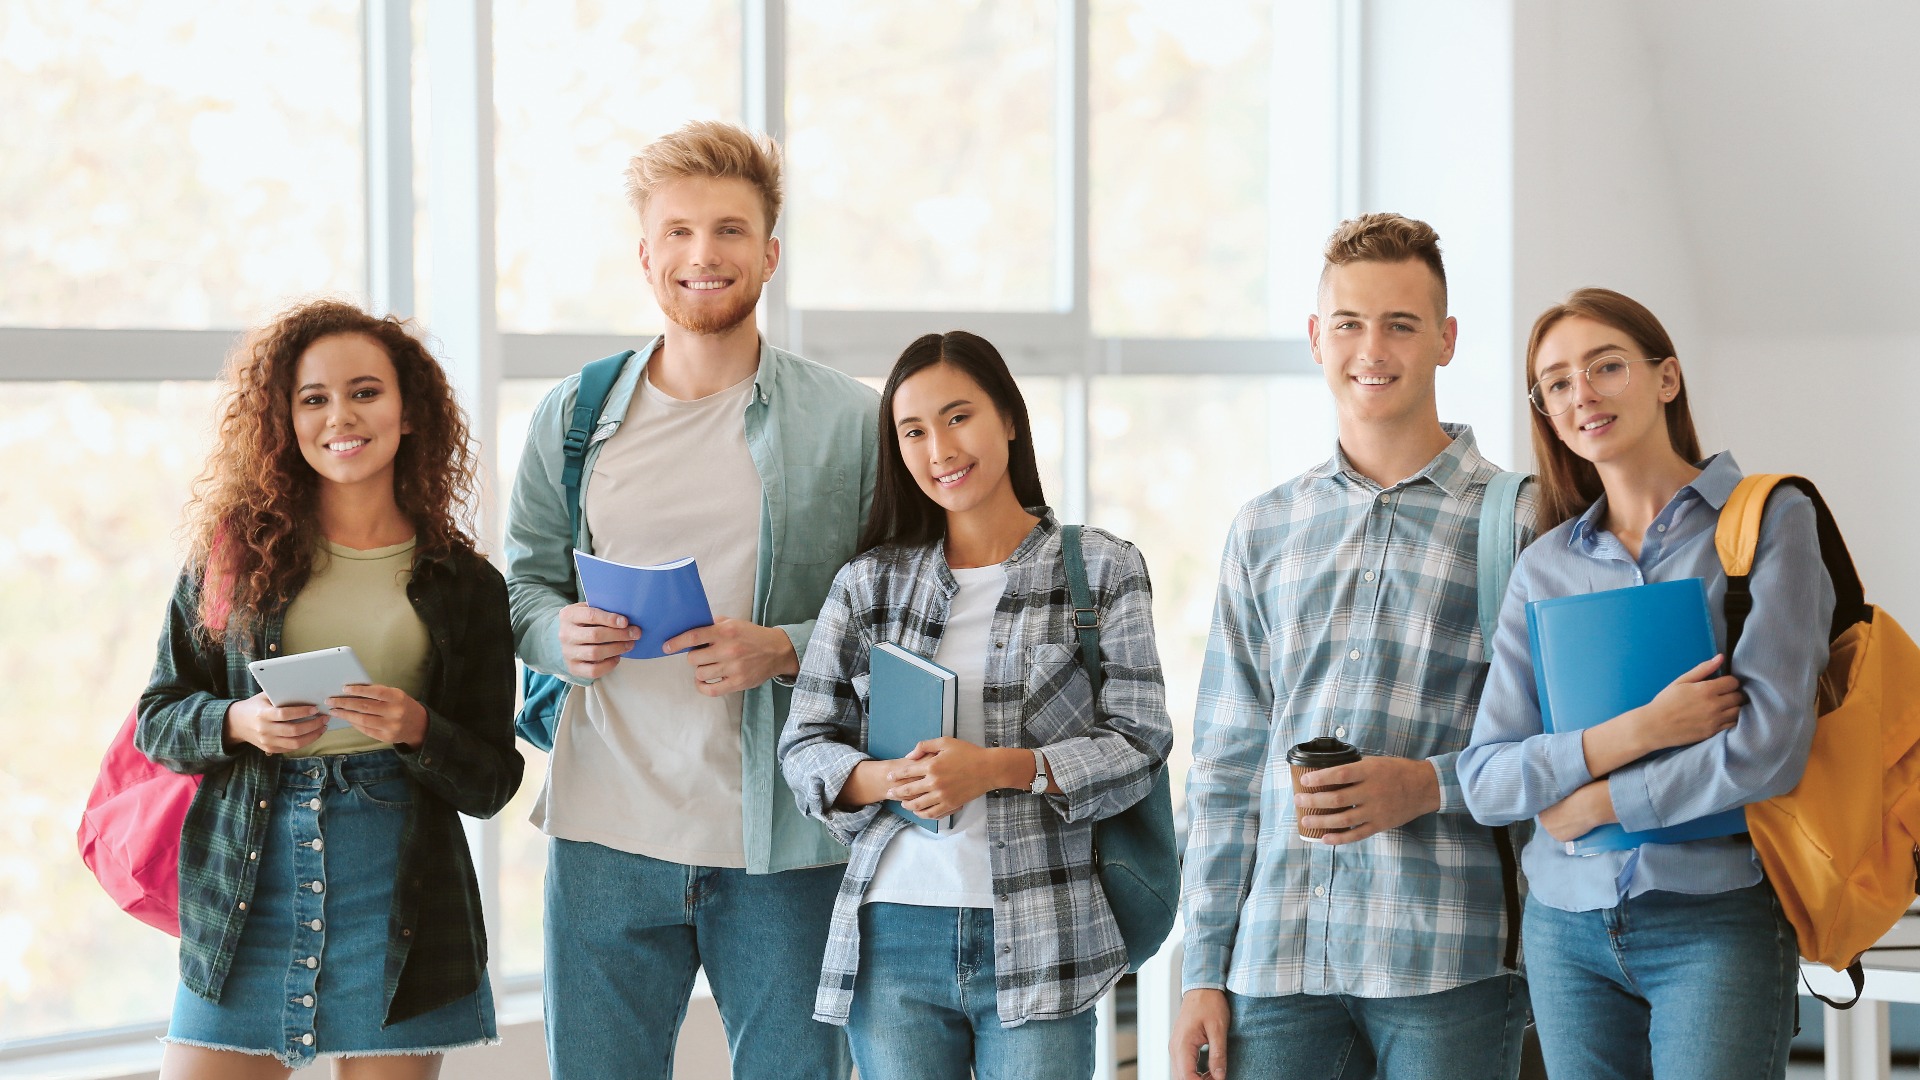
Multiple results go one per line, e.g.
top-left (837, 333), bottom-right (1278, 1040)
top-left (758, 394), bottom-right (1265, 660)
top-left (186, 298), bottom-right (482, 637)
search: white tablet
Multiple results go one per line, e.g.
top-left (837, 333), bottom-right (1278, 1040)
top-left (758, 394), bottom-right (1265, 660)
top-left (247, 646), bottom-right (374, 731)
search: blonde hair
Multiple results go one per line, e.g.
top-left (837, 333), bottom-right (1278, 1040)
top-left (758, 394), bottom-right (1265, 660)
top-left (1320, 212), bottom-right (1448, 314)
top-left (623, 120), bottom-right (783, 234)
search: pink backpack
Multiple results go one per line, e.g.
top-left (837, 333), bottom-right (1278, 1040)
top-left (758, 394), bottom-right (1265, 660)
top-left (77, 557), bottom-right (228, 936)
top-left (75, 707), bottom-right (202, 936)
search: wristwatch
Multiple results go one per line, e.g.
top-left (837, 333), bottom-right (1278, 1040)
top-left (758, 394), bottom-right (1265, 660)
top-left (1029, 749), bottom-right (1050, 795)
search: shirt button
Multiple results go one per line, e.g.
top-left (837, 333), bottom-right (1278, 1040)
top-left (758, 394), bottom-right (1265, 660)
top-left (248, 851), bottom-right (258, 861)
top-left (1656, 523), bottom-right (1668, 532)
top-left (310, 839), bottom-right (324, 851)
top-left (237, 901), bottom-right (247, 910)
top-left (309, 919), bottom-right (323, 931)
top-left (994, 642), bottom-right (1004, 649)
top-left (258, 800), bottom-right (269, 809)
top-left (307, 798), bottom-right (322, 811)
top-left (301, 1032), bottom-right (314, 1045)
top-left (1314, 885), bottom-right (1326, 897)
top-left (1379, 494), bottom-right (1390, 505)
top-left (999, 893), bottom-right (1009, 901)
top-left (996, 841), bottom-right (1006, 849)
top-left (1348, 650), bottom-right (1361, 661)
top-left (402, 928), bottom-right (413, 937)
top-left (310, 881), bottom-right (324, 894)
top-left (302, 994), bottom-right (315, 1007)
top-left (303, 956), bottom-right (318, 969)
top-left (1334, 727), bottom-right (1347, 738)
top-left (268, 643), bottom-right (278, 653)
top-left (1002, 945), bottom-right (1011, 954)
top-left (422, 756), bottom-right (433, 766)
top-left (1364, 570), bottom-right (1375, 582)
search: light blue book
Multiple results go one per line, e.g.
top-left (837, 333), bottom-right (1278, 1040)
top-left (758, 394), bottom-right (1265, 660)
top-left (1526, 577), bottom-right (1749, 855)
top-left (572, 550), bottom-right (715, 661)
top-left (868, 642), bottom-right (958, 833)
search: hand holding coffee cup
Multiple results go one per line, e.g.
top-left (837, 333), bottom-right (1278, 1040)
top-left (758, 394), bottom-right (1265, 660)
top-left (1287, 736), bottom-right (1363, 840)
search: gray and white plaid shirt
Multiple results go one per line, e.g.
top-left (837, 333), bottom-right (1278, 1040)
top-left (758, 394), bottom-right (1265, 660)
top-left (779, 511), bottom-right (1172, 1027)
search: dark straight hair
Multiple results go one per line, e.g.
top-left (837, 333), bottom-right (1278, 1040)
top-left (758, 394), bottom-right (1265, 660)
top-left (857, 331), bottom-right (1047, 553)
top-left (1524, 287), bottom-right (1702, 533)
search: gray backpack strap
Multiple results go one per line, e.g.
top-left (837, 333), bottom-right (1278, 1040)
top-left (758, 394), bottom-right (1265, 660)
top-left (1477, 471), bottom-right (1528, 645)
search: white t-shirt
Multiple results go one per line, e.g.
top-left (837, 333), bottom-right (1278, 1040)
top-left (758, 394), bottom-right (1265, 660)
top-left (864, 563), bottom-right (1007, 908)
top-left (533, 371), bottom-right (761, 868)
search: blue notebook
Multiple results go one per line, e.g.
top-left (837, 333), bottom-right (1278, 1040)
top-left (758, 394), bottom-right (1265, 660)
top-left (1526, 577), bottom-right (1748, 855)
top-left (572, 550), bottom-right (715, 661)
top-left (868, 642), bottom-right (958, 833)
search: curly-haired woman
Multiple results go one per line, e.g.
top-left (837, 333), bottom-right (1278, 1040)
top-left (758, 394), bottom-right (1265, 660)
top-left (137, 299), bottom-right (523, 1079)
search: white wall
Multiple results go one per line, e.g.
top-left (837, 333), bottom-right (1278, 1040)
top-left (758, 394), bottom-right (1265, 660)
top-left (1362, 0), bottom-right (1520, 469)
top-left (1509, 0), bottom-right (1920, 618)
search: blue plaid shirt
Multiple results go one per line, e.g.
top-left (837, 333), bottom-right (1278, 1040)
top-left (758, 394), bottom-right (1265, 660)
top-left (1181, 425), bottom-right (1537, 998)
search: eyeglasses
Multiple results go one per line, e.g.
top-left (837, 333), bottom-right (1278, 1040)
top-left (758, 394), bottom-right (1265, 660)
top-left (1528, 355), bottom-right (1667, 417)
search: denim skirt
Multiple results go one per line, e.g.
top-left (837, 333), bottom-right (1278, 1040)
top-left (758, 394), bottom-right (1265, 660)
top-left (167, 750), bottom-right (497, 1068)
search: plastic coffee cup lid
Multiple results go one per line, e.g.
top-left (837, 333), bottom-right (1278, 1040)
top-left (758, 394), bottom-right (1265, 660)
top-left (1286, 735), bottom-right (1362, 769)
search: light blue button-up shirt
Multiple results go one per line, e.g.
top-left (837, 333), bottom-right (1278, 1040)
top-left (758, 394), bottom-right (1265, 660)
top-left (1182, 426), bottom-right (1539, 998)
top-left (1458, 452), bottom-right (1834, 911)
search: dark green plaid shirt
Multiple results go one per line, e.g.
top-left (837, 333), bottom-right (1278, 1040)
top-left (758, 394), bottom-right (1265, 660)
top-left (137, 548), bottom-right (523, 1025)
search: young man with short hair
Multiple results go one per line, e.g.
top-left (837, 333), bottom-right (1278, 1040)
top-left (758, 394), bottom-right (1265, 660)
top-left (506, 120), bottom-right (876, 1080)
top-left (1172, 213), bottom-right (1534, 1080)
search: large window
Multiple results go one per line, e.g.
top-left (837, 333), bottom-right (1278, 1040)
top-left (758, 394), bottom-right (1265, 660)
top-left (0, 2), bottom-right (364, 330)
top-left (787, 0), bottom-right (1060, 311)
top-left (1, 0), bottom-right (1341, 1058)
top-left (0, 382), bottom-right (221, 1042)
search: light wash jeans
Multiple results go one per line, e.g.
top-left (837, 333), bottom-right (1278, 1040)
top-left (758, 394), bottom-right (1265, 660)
top-left (1226, 971), bottom-right (1530, 1080)
top-left (1523, 882), bottom-right (1799, 1080)
top-left (846, 903), bottom-right (1097, 1080)
top-left (542, 837), bottom-right (851, 1080)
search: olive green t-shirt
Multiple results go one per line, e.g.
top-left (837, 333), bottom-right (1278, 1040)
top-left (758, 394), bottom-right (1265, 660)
top-left (283, 538), bottom-right (431, 757)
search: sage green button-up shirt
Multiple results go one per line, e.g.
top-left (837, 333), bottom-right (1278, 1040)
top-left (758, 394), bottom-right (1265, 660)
top-left (505, 338), bottom-right (879, 873)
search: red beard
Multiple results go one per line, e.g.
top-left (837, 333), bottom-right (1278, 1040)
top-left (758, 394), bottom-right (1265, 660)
top-left (656, 277), bottom-right (761, 336)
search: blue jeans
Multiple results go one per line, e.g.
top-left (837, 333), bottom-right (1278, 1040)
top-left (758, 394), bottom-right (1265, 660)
top-left (1523, 883), bottom-right (1799, 1080)
top-left (847, 903), bottom-right (1097, 1080)
top-left (543, 838), bottom-right (851, 1080)
top-left (1226, 972), bottom-right (1529, 1080)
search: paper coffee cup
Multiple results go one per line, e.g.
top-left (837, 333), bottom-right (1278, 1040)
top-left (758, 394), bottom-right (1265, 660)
top-left (1287, 735), bottom-right (1362, 839)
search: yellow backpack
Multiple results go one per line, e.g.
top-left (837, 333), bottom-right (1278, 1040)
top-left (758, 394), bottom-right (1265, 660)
top-left (1721, 474), bottom-right (1920, 1006)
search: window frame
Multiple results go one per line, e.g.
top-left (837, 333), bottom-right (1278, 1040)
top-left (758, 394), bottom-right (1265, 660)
top-left (0, 0), bottom-right (1345, 1058)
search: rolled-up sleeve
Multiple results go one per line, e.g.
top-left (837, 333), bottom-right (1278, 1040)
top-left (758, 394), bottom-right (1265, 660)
top-left (1037, 541), bottom-right (1173, 824)
top-left (778, 564), bottom-right (883, 845)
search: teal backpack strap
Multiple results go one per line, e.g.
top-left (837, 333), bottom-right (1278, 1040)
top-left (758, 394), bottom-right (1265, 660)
top-left (514, 349), bottom-right (633, 753)
top-left (1059, 524), bottom-right (1102, 696)
top-left (1476, 471), bottom-right (1528, 646)
top-left (560, 350), bottom-right (635, 547)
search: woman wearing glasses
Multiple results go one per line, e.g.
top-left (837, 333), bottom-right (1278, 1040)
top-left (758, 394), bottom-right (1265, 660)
top-left (1457, 288), bottom-right (1831, 1079)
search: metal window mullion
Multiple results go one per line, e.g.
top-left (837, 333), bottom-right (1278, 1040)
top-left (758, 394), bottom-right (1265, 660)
top-left (363, 0), bottom-right (413, 317)
top-left (1060, 0), bottom-right (1092, 530)
top-left (743, 0), bottom-right (791, 350)
top-left (1336, 0), bottom-right (1366, 218)
top-left (426, 0), bottom-right (503, 977)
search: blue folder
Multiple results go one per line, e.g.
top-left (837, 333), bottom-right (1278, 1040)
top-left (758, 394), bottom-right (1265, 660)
top-left (1526, 577), bottom-right (1748, 855)
top-left (572, 551), bottom-right (715, 661)
top-left (868, 642), bottom-right (957, 833)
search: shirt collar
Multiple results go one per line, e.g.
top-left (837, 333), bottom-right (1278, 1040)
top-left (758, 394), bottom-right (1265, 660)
top-left (929, 507), bottom-right (1060, 591)
top-left (1308, 423), bottom-right (1483, 500)
top-left (1566, 450), bottom-right (1739, 548)
top-left (627, 334), bottom-right (776, 406)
